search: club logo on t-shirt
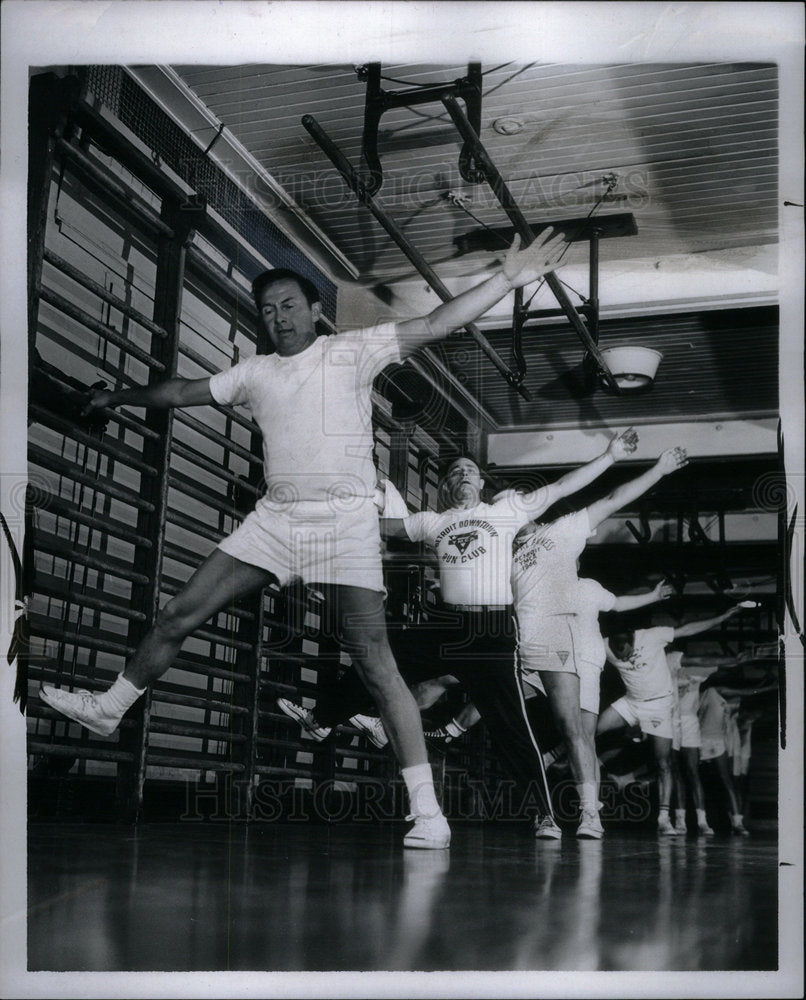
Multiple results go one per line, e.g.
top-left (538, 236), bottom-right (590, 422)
top-left (557, 650), bottom-right (570, 665)
top-left (449, 530), bottom-right (479, 555)
top-left (433, 517), bottom-right (498, 566)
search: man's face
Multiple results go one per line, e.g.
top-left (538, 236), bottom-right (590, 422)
top-left (442, 458), bottom-right (483, 506)
top-left (611, 634), bottom-right (634, 660)
top-left (258, 278), bottom-right (321, 356)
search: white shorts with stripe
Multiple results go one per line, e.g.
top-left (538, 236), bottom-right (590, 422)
top-left (518, 613), bottom-right (578, 675)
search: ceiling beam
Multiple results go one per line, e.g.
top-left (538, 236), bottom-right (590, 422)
top-left (488, 418), bottom-right (778, 468)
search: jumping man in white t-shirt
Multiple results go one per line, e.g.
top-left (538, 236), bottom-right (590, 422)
top-left (40, 230), bottom-right (565, 850)
top-left (512, 446), bottom-right (689, 839)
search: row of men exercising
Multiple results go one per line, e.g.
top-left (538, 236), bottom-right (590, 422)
top-left (278, 438), bottom-right (757, 840)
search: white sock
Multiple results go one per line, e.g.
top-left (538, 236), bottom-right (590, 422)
top-left (402, 763), bottom-right (441, 818)
top-left (675, 809), bottom-right (687, 828)
top-left (730, 812), bottom-right (744, 827)
top-left (578, 782), bottom-right (598, 814)
top-left (658, 805), bottom-right (670, 821)
top-left (100, 674), bottom-right (145, 716)
top-left (445, 719), bottom-right (466, 739)
top-left (696, 808), bottom-right (708, 826)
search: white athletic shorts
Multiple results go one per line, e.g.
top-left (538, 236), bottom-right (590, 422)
top-left (700, 736), bottom-right (727, 761)
top-left (218, 494), bottom-right (384, 592)
top-left (672, 707), bottom-right (702, 751)
top-left (518, 614), bottom-right (578, 675)
top-left (611, 692), bottom-right (674, 740)
top-left (577, 659), bottom-right (603, 715)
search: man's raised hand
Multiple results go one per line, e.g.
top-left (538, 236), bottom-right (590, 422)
top-left (606, 426), bottom-right (639, 461)
top-left (657, 446), bottom-right (689, 474)
top-left (501, 229), bottom-right (566, 289)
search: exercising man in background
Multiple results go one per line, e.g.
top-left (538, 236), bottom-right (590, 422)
top-left (601, 603), bottom-right (745, 835)
top-left (512, 447), bottom-right (688, 839)
top-left (281, 431), bottom-right (640, 839)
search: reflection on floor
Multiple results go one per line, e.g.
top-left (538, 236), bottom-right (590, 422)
top-left (28, 821), bottom-right (777, 972)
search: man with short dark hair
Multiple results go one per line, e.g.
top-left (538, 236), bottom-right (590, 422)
top-left (40, 231), bottom-right (564, 849)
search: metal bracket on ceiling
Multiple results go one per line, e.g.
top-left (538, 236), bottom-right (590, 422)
top-left (301, 113), bottom-right (532, 402)
top-left (439, 93), bottom-right (621, 394)
top-left (356, 63), bottom-right (484, 197)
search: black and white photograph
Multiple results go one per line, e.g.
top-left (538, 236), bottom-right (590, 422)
top-left (1, 3), bottom-right (803, 997)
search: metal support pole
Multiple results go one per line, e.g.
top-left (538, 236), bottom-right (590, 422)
top-left (115, 196), bottom-right (207, 822)
top-left (302, 114), bottom-right (533, 402)
top-left (440, 94), bottom-right (621, 394)
top-left (589, 228), bottom-right (601, 344)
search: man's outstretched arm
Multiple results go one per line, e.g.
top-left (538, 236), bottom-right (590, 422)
top-left (394, 230), bottom-right (565, 358)
top-left (673, 605), bottom-right (742, 639)
top-left (585, 446), bottom-right (689, 530)
top-left (82, 377), bottom-right (215, 416)
top-left (492, 428), bottom-right (640, 519)
top-left (611, 580), bottom-right (674, 612)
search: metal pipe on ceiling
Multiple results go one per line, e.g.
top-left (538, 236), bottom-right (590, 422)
top-left (301, 113), bottom-right (533, 403)
top-left (440, 94), bottom-right (621, 394)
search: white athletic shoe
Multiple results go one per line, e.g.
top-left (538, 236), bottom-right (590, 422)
top-left (697, 823), bottom-right (715, 837)
top-left (276, 698), bottom-right (331, 741)
top-left (731, 822), bottom-right (750, 837)
top-left (349, 713), bottom-right (388, 749)
top-left (657, 814), bottom-right (680, 836)
top-left (576, 809), bottom-right (604, 840)
top-left (534, 815), bottom-right (563, 840)
top-left (39, 686), bottom-right (120, 736)
top-left (403, 812), bottom-right (451, 850)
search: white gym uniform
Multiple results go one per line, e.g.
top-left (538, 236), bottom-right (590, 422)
top-left (608, 626), bottom-right (676, 740)
top-left (210, 323), bottom-right (400, 591)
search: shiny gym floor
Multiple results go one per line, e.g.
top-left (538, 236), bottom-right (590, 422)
top-left (27, 821), bottom-right (778, 973)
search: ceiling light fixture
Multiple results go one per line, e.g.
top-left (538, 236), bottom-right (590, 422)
top-left (599, 346), bottom-right (663, 392)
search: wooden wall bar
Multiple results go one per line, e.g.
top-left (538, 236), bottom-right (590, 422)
top-left (26, 71), bottom-right (486, 824)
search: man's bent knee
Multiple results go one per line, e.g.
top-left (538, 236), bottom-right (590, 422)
top-left (154, 598), bottom-right (200, 642)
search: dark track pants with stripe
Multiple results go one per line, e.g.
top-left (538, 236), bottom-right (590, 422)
top-left (315, 607), bottom-right (554, 820)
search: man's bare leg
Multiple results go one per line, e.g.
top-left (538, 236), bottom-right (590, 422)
top-left (41, 550), bottom-right (275, 733)
top-left (328, 585), bottom-right (450, 849)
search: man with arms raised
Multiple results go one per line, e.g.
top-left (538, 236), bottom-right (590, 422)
top-left (41, 231), bottom-right (563, 850)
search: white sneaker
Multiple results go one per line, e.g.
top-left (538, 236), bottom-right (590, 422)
top-left (657, 814), bottom-right (680, 836)
top-left (534, 815), bottom-right (562, 840)
top-left (403, 812), bottom-right (451, 850)
top-left (276, 698), bottom-right (331, 741)
top-left (349, 713), bottom-right (388, 749)
top-left (576, 809), bottom-right (604, 840)
top-left (697, 823), bottom-right (715, 837)
top-left (39, 686), bottom-right (120, 736)
top-left (731, 822), bottom-right (750, 837)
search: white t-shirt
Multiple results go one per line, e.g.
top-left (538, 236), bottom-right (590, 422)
top-left (403, 498), bottom-right (534, 605)
top-left (612, 626), bottom-right (675, 701)
top-left (511, 509), bottom-right (594, 622)
top-left (574, 577), bottom-right (617, 667)
top-left (209, 324), bottom-right (399, 504)
top-left (668, 654), bottom-right (708, 718)
top-left (698, 685), bottom-right (728, 740)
